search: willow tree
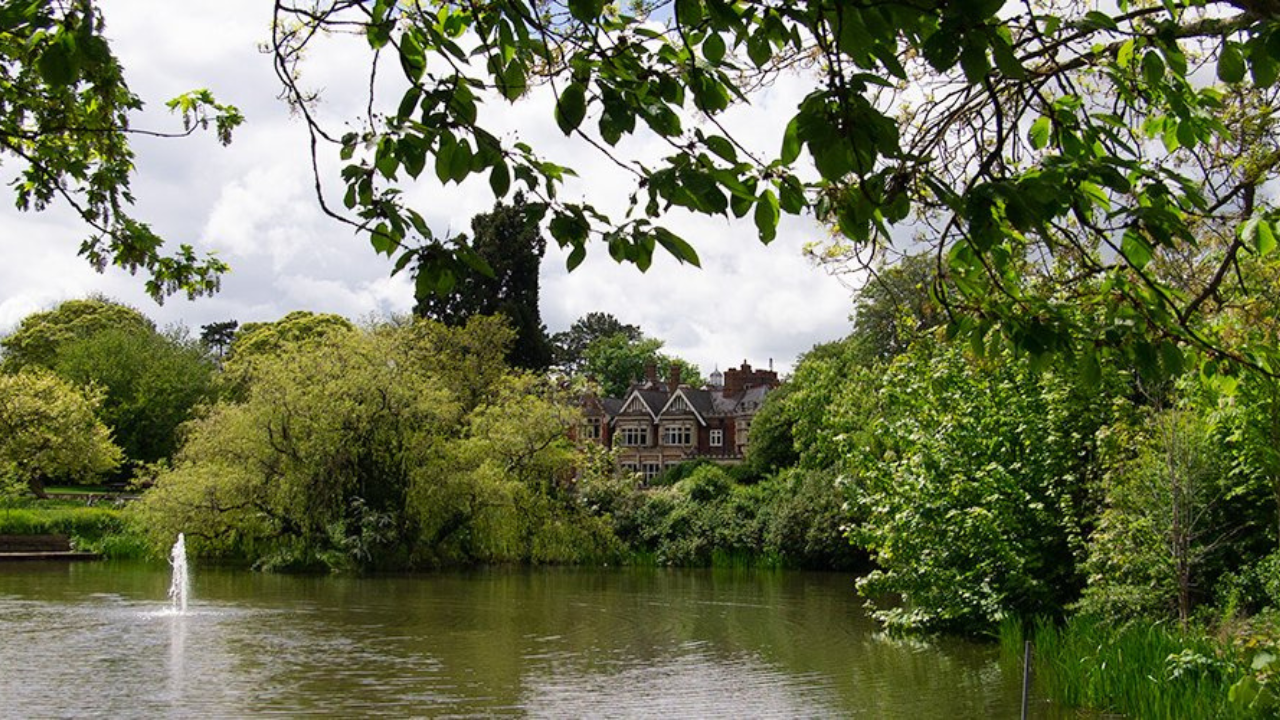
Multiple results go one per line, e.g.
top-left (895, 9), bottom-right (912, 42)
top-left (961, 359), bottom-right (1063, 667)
top-left (267, 0), bottom-right (1280, 376)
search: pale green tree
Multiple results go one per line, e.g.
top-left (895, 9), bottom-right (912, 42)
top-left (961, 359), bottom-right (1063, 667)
top-left (0, 369), bottom-right (121, 498)
top-left (1, 297), bottom-right (154, 370)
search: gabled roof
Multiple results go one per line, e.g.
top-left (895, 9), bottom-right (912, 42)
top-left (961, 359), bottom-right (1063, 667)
top-left (657, 387), bottom-right (712, 425)
top-left (614, 388), bottom-right (665, 421)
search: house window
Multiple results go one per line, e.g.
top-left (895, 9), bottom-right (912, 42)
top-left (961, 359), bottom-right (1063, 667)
top-left (583, 417), bottom-right (601, 440)
top-left (710, 429), bottom-right (723, 447)
top-left (643, 463), bottom-right (662, 482)
top-left (662, 423), bottom-right (692, 446)
top-left (620, 462), bottom-right (639, 475)
top-left (618, 425), bottom-right (649, 446)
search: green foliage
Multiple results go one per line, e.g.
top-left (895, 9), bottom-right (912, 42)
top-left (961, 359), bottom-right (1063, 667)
top-left (0, 369), bottom-right (121, 497)
top-left (580, 334), bottom-right (702, 397)
top-left (269, 0), bottom-right (1280, 375)
top-left (762, 468), bottom-right (863, 571)
top-left (412, 195), bottom-right (553, 370)
top-left (846, 338), bottom-right (1116, 634)
top-left (224, 311), bottom-right (357, 371)
top-left (3, 298), bottom-right (218, 468)
top-left (1, 297), bottom-right (154, 370)
top-left (134, 323), bottom-right (458, 569)
top-left (780, 338), bottom-right (879, 471)
top-left (134, 317), bottom-right (606, 571)
top-left (743, 383), bottom-right (799, 475)
top-left (850, 254), bottom-right (945, 361)
top-left (52, 327), bottom-right (216, 465)
top-left (0, 5), bottom-right (237, 299)
top-left (1017, 616), bottom-right (1238, 718)
top-left (1081, 407), bottom-right (1249, 625)
top-left (551, 312), bottom-right (642, 374)
top-left (0, 503), bottom-right (145, 558)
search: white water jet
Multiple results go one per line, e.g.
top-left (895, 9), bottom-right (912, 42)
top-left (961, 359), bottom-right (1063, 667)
top-left (168, 533), bottom-right (190, 614)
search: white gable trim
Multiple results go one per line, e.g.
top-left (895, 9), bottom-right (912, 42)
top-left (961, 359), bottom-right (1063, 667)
top-left (615, 390), bottom-right (657, 422)
top-left (658, 389), bottom-right (707, 426)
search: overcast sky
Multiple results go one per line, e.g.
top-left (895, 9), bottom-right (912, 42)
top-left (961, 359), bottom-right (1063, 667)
top-left (0, 1), bottom-right (861, 375)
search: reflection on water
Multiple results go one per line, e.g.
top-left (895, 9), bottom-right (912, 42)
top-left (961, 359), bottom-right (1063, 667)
top-left (0, 563), bottom-right (1051, 718)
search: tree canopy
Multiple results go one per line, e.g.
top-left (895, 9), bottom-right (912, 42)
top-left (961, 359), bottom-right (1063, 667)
top-left (1, 296), bottom-right (154, 369)
top-left (263, 0), bottom-right (1280, 378)
top-left (580, 333), bottom-right (703, 397)
top-left (551, 312), bottom-right (643, 373)
top-left (0, 368), bottom-right (121, 498)
top-left (10, 2), bottom-right (1280, 374)
top-left (412, 195), bottom-right (553, 370)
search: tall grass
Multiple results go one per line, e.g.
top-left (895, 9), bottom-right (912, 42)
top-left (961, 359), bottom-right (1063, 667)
top-left (1002, 616), bottom-right (1242, 718)
top-left (0, 505), bottom-right (151, 559)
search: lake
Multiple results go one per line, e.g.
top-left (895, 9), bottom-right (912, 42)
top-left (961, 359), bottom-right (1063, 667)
top-left (0, 562), bottom-right (1055, 717)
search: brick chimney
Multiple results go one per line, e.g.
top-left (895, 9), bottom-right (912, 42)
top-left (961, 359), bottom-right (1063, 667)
top-left (669, 363), bottom-right (682, 389)
top-left (644, 362), bottom-right (657, 387)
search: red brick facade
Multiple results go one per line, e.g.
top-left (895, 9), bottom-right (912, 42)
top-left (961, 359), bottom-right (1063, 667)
top-left (578, 361), bottom-right (780, 482)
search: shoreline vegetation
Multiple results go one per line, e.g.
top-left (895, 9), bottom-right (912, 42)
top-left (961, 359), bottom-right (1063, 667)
top-left (6, 297), bottom-right (1280, 716)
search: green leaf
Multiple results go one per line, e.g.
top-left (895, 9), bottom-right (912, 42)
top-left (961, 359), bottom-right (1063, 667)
top-left (705, 135), bottom-right (737, 162)
top-left (754, 189), bottom-right (780, 243)
top-left (375, 137), bottom-right (399, 179)
top-left (675, 0), bottom-right (704, 28)
top-left (703, 33), bottom-right (726, 64)
top-left (566, 243), bottom-right (587, 271)
top-left (1116, 39), bottom-right (1136, 69)
top-left (435, 136), bottom-right (455, 184)
top-left (747, 30), bottom-right (772, 68)
top-left (1082, 10), bottom-right (1119, 30)
top-left (1142, 50), bottom-right (1165, 86)
top-left (1029, 116), bottom-right (1051, 150)
top-left (654, 228), bottom-right (701, 266)
top-left (779, 175), bottom-right (805, 214)
top-left (399, 29), bottom-right (426, 82)
top-left (38, 38), bottom-right (77, 87)
top-left (1121, 228), bottom-right (1154, 269)
top-left (449, 139), bottom-right (473, 183)
top-left (958, 37), bottom-right (990, 84)
top-left (1258, 219), bottom-right (1278, 256)
top-left (371, 222), bottom-right (395, 254)
top-left (555, 83), bottom-right (588, 135)
top-left (1219, 41), bottom-right (1246, 84)
top-left (489, 161), bottom-right (511, 197)
top-left (990, 35), bottom-right (1025, 79)
top-left (567, 0), bottom-right (605, 23)
top-left (780, 116), bottom-right (802, 164)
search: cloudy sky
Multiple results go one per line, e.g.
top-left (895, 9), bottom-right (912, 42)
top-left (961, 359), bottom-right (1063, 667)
top-left (0, 1), bottom-right (861, 375)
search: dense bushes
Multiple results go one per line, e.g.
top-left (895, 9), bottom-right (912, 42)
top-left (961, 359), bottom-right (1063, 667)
top-left (0, 503), bottom-right (146, 558)
top-left (577, 462), bottom-right (864, 570)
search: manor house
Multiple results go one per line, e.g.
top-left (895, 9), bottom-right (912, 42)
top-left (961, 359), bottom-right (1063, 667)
top-left (580, 361), bottom-right (780, 482)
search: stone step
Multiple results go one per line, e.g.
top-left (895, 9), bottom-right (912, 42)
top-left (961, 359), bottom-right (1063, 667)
top-left (0, 534), bottom-right (72, 553)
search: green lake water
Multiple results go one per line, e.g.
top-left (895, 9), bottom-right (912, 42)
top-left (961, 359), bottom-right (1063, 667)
top-left (0, 563), bottom-right (1060, 717)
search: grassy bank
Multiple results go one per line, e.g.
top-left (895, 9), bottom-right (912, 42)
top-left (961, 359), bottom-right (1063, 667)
top-left (0, 501), bottom-right (151, 559)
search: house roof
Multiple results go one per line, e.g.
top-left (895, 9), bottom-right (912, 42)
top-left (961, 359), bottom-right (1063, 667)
top-left (657, 387), bottom-right (713, 425)
top-left (613, 388), bottom-right (667, 422)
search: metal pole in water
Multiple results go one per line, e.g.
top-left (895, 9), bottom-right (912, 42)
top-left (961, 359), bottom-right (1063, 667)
top-left (1020, 639), bottom-right (1033, 720)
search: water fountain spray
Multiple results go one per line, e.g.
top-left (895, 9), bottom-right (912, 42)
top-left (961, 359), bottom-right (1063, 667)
top-left (168, 533), bottom-right (189, 614)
